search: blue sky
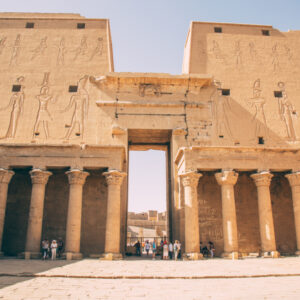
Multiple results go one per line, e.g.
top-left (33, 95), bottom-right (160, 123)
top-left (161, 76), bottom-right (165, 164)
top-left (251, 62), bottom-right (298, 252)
top-left (1, 0), bottom-right (300, 212)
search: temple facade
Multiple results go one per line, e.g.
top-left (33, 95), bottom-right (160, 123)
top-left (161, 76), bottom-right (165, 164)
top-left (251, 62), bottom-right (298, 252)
top-left (0, 13), bottom-right (300, 259)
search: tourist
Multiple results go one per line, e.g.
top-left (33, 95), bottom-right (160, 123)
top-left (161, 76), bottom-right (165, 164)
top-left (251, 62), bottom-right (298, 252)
top-left (51, 239), bottom-right (58, 260)
top-left (163, 241), bottom-right (168, 260)
top-left (134, 240), bottom-right (141, 256)
top-left (57, 238), bottom-right (64, 258)
top-left (168, 241), bottom-right (173, 259)
top-left (145, 240), bottom-right (150, 256)
top-left (41, 239), bottom-right (49, 260)
top-left (173, 241), bottom-right (179, 260)
top-left (152, 240), bottom-right (156, 259)
top-left (177, 240), bottom-right (181, 259)
top-left (201, 244), bottom-right (209, 257)
top-left (209, 241), bottom-right (215, 258)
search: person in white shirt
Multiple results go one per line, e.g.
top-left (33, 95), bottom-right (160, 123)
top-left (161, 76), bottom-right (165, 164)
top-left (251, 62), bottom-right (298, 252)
top-left (168, 242), bottom-right (173, 260)
top-left (51, 240), bottom-right (58, 260)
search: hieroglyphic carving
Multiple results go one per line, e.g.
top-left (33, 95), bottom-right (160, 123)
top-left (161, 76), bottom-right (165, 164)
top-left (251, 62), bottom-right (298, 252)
top-left (61, 75), bottom-right (89, 140)
top-left (10, 34), bottom-right (21, 66)
top-left (249, 42), bottom-right (258, 61)
top-left (284, 45), bottom-right (293, 61)
top-left (139, 83), bottom-right (161, 97)
top-left (0, 36), bottom-right (7, 55)
top-left (90, 37), bottom-right (103, 60)
top-left (32, 73), bottom-right (56, 139)
top-left (56, 38), bottom-right (66, 66)
top-left (277, 82), bottom-right (297, 141)
top-left (234, 40), bottom-right (242, 67)
top-left (31, 37), bottom-right (47, 60)
top-left (73, 36), bottom-right (87, 61)
top-left (271, 44), bottom-right (280, 72)
top-left (0, 76), bottom-right (25, 138)
top-left (210, 40), bottom-right (226, 63)
top-left (247, 79), bottom-right (268, 138)
top-left (211, 80), bottom-right (233, 140)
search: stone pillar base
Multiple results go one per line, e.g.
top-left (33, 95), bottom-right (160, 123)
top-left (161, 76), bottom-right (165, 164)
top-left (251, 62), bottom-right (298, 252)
top-left (260, 251), bottom-right (280, 258)
top-left (65, 252), bottom-right (83, 260)
top-left (99, 253), bottom-right (123, 260)
top-left (19, 251), bottom-right (42, 259)
top-left (221, 252), bottom-right (239, 259)
top-left (183, 252), bottom-right (203, 260)
top-left (295, 250), bottom-right (300, 256)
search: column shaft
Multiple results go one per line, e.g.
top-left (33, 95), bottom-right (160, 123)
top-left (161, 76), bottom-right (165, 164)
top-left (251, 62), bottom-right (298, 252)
top-left (0, 169), bottom-right (14, 254)
top-left (215, 171), bottom-right (239, 259)
top-left (25, 169), bottom-right (52, 258)
top-left (65, 170), bottom-right (89, 260)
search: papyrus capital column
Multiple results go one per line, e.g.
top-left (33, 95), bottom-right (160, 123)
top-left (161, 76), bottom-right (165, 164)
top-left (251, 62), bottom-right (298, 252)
top-left (101, 170), bottom-right (126, 260)
top-left (25, 169), bottom-right (52, 259)
top-left (215, 170), bottom-right (239, 259)
top-left (180, 171), bottom-right (202, 260)
top-left (65, 169), bottom-right (89, 260)
top-left (251, 171), bottom-right (279, 258)
top-left (285, 172), bottom-right (300, 255)
top-left (0, 168), bottom-right (14, 255)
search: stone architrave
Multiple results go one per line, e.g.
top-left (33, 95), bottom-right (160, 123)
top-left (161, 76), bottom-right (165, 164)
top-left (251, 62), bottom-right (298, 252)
top-left (0, 168), bottom-right (14, 256)
top-left (285, 172), bottom-right (300, 256)
top-left (180, 171), bottom-right (203, 260)
top-left (25, 169), bottom-right (52, 259)
top-left (215, 170), bottom-right (239, 259)
top-left (65, 169), bottom-right (89, 260)
top-left (251, 172), bottom-right (279, 258)
top-left (101, 170), bottom-right (126, 260)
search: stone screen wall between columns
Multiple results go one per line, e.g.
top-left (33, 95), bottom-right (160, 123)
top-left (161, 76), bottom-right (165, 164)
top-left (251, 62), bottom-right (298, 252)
top-left (234, 172), bottom-right (260, 254)
top-left (270, 173), bottom-right (297, 255)
top-left (2, 168), bottom-right (31, 255)
top-left (197, 172), bottom-right (223, 256)
top-left (81, 170), bottom-right (107, 256)
top-left (41, 169), bottom-right (69, 247)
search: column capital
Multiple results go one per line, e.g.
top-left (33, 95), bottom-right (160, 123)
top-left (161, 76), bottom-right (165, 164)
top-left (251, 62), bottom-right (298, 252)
top-left (215, 170), bottom-right (238, 186)
top-left (66, 169), bottom-right (89, 185)
top-left (30, 169), bottom-right (52, 185)
top-left (180, 171), bottom-right (202, 187)
top-left (285, 172), bottom-right (300, 187)
top-left (251, 171), bottom-right (273, 187)
top-left (0, 168), bottom-right (14, 184)
top-left (103, 170), bottom-right (126, 186)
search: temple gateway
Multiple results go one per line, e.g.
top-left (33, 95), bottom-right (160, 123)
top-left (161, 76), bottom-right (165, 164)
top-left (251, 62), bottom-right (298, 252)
top-left (0, 13), bottom-right (300, 260)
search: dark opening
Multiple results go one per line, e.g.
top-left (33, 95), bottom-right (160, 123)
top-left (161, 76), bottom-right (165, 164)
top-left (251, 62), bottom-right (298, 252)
top-left (258, 137), bottom-right (264, 144)
top-left (262, 30), bottom-right (270, 36)
top-left (274, 91), bottom-right (283, 98)
top-left (222, 89), bottom-right (230, 96)
top-left (12, 85), bottom-right (21, 92)
top-left (77, 23), bottom-right (85, 29)
top-left (26, 22), bottom-right (34, 28)
top-left (214, 27), bottom-right (222, 33)
top-left (68, 85), bottom-right (78, 93)
top-left (219, 135), bottom-right (224, 138)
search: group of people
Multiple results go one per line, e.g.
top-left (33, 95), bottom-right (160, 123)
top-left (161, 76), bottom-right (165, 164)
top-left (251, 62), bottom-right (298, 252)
top-left (41, 238), bottom-right (64, 260)
top-left (200, 241), bottom-right (215, 258)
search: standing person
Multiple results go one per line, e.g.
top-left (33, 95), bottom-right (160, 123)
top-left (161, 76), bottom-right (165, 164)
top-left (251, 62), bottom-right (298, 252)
top-left (145, 240), bottom-right (150, 256)
top-left (168, 242), bottom-right (173, 260)
top-left (51, 240), bottom-right (58, 260)
top-left (134, 241), bottom-right (141, 256)
top-left (163, 241), bottom-right (168, 260)
top-left (57, 238), bottom-right (64, 258)
top-left (177, 241), bottom-right (182, 259)
top-left (174, 241), bottom-right (179, 261)
top-left (209, 241), bottom-right (215, 258)
top-left (41, 239), bottom-right (49, 260)
top-left (152, 240), bottom-right (157, 260)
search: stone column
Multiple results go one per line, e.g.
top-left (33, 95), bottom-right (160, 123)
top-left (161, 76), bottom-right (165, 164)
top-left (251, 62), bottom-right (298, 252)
top-left (215, 170), bottom-right (239, 259)
top-left (65, 169), bottom-right (89, 260)
top-left (180, 171), bottom-right (202, 260)
top-left (0, 168), bottom-right (14, 256)
top-left (251, 171), bottom-right (279, 258)
top-left (25, 169), bottom-right (52, 259)
top-left (285, 172), bottom-right (300, 256)
top-left (101, 170), bottom-right (126, 260)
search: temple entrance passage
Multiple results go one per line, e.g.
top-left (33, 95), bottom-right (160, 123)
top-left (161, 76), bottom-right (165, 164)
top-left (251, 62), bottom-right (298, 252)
top-left (126, 149), bottom-right (169, 258)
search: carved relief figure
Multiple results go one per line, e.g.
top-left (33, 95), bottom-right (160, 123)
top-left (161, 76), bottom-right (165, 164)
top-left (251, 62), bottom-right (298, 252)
top-left (73, 36), bottom-right (87, 61)
top-left (211, 81), bottom-right (233, 140)
top-left (0, 77), bottom-right (25, 138)
top-left (139, 83), bottom-right (161, 97)
top-left (247, 79), bottom-right (268, 138)
top-left (0, 36), bottom-right (7, 55)
top-left (249, 42), bottom-right (258, 61)
top-left (234, 40), bottom-right (242, 66)
top-left (31, 37), bottom-right (47, 60)
top-left (277, 82), bottom-right (297, 141)
top-left (56, 38), bottom-right (66, 65)
top-left (284, 45), bottom-right (293, 61)
top-left (10, 34), bottom-right (21, 66)
top-left (271, 44), bottom-right (280, 72)
top-left (61, 75), bottom-right (89, 139)
top-left (90, 37), bottom-right (103, 60)
top-left (210, 40), bottom-right (224, 60)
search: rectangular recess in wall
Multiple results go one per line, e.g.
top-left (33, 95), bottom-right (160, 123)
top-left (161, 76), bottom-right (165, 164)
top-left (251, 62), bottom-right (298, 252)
top-left (68, 85), bottom-right (78, 93)
top-left (26, 22), bottom-right (34, 28)
top-left (77, 23), bottom-right (85, 29)
top-left (222, 89), bottom-right (230, 96)
top-left (214, 27), bottom-right (222, 33)
top-left (12, 85), bottom-right (21, 92)
top-left (262, 30), bottom-right (270, 36)
top-left (274, 91), bottom-right (283, 98)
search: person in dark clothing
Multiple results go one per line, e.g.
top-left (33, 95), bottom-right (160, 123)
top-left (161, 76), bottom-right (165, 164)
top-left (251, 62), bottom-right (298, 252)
top-left (134, 241), bottom-right (141, 256)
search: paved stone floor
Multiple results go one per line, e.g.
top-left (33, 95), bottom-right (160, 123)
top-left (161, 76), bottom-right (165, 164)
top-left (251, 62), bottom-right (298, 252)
top-left (0, 256), bottom-right (300, 299)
